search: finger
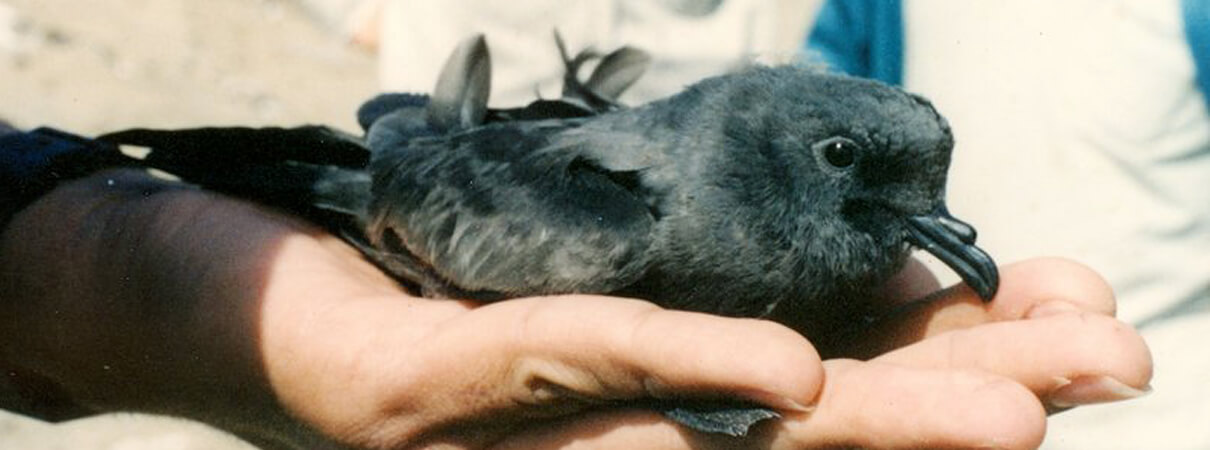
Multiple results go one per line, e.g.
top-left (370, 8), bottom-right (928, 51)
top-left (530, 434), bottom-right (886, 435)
top-left (489, 409), bottom-right (701, 450)
top-left (876, 311), bottom-right (1152, 410)
top-left (365, 296), bottom-right (823, 447)
top-left (830, 257), bottom-right (1116, 358)
top-left (975, 257), bottom-right (1116, 319)
top-left (494, 360), bottom-right (1047, 450)
top-left (915, 257), bottom-right (1116, 330)
top-left (770, 360), bottom-right (1047, 450)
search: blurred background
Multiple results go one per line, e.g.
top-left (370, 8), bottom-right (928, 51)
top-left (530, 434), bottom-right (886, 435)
top-left (0, 0), bottom-right (376, 134)
top-left (0, 3), bottom-right (372, 448)
top-left (2, 0), bottom-right (1207, 449)
top-left (0, 1), bottom-right (817, 448)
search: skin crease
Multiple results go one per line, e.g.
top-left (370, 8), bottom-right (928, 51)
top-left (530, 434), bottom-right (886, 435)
top-left (0, 170), bottom-right (1151, 449)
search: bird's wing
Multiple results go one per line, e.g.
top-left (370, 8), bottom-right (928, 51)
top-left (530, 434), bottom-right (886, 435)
top-left (100, 125), bottom-right (368, 167)
top-left (97, 126), bottom-right (372, 220)
top-left (356, 92), bottom-right (430, 132)
top-left (365, 120), bottom-right (657, 298)
top-left (582, 45), bottom-right (651, 101)
top-left (554, 31), bottom-right (651, 114)
top-left (361, 95), bottom-right (443, 159)
top-left (426, 33), bottom-right (491, 133)
top-left (360, 31), bottom-right (651, 141)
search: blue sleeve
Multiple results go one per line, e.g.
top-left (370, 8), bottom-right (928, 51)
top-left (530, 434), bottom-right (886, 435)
top-left (804, 0), bottom-right (904, 86)
top-left (1183, 0), bottom-right (1210, 108)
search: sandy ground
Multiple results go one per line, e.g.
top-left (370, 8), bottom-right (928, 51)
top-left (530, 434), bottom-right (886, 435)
top-left (1, 0), bottom-right (375, 448)
top-left (0, 0), bottom-right (375, 133)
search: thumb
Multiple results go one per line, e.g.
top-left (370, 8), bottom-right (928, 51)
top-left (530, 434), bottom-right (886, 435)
top-left (391, 295), bottom-right (823, 446)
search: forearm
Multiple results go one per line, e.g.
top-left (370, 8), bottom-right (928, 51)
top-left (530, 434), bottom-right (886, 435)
top-left (0, 170), bottom-right (304, 436)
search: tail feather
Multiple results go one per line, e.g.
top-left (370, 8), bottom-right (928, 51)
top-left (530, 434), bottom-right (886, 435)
top-left (99, 126), bottom-right (372, 231)
top-left (99, 125), bottom-right (368, 167)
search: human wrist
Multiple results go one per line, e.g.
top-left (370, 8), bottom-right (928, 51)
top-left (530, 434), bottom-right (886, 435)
top-left (0, 170), bottom-right (167, 421)
top-left (0, 172), bottom-right (282, 421)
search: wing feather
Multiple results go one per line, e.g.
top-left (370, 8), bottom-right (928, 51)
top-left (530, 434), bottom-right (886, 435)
top-left (366, 120), bottom-right (656, 297)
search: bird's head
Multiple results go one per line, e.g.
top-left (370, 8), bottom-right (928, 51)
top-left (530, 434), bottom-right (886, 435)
top-left (673, 66), bottom-right (998, 310)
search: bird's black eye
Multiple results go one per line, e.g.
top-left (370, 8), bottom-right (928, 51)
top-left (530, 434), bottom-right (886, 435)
top-left (815, 137), bottom-right (858, 169)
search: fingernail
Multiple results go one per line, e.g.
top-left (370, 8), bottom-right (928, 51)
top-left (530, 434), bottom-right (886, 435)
top-left (1047, 375), bottom-right (1151, 408)
top-left (1026, 300), bottom-right (1081, 319)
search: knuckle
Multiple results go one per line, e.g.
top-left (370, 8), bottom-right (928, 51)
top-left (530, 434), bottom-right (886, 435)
top-left (945, 371), bottom-right (1047, 450)
top-left (507, 356), bottom-right (605, 417)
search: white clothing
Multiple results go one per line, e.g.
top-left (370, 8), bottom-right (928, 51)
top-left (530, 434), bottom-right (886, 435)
top-left (903, 1), bottom-right (1210, 447)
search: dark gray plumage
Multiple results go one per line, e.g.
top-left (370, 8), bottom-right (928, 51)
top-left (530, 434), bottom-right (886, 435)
top-left (96, 34), bottom-right (998, 437)
top-left (353, 63), bottom-right (996, 334)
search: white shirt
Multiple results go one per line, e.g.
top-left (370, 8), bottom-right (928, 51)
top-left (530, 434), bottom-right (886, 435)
top-left (376, 0), bottom-right (814, 106)
top-left (903, 0), bottom-right (1210, 447)
top-left (906, 0), bottom-right (1210, 325)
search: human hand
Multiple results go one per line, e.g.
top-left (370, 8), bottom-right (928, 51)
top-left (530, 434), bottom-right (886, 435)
top-left (490, 258), bottom-right (1150, 449)
top-left (0, 169), bottom-right (818, 448)
top-left (747, 258), bottom-right (1151, 449)
top-left (0, 170), bottom-right (1150, 449)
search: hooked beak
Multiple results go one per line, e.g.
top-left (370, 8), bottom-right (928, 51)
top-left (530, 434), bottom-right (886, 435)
top-left (905, 206), bottom-right (999, 300)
